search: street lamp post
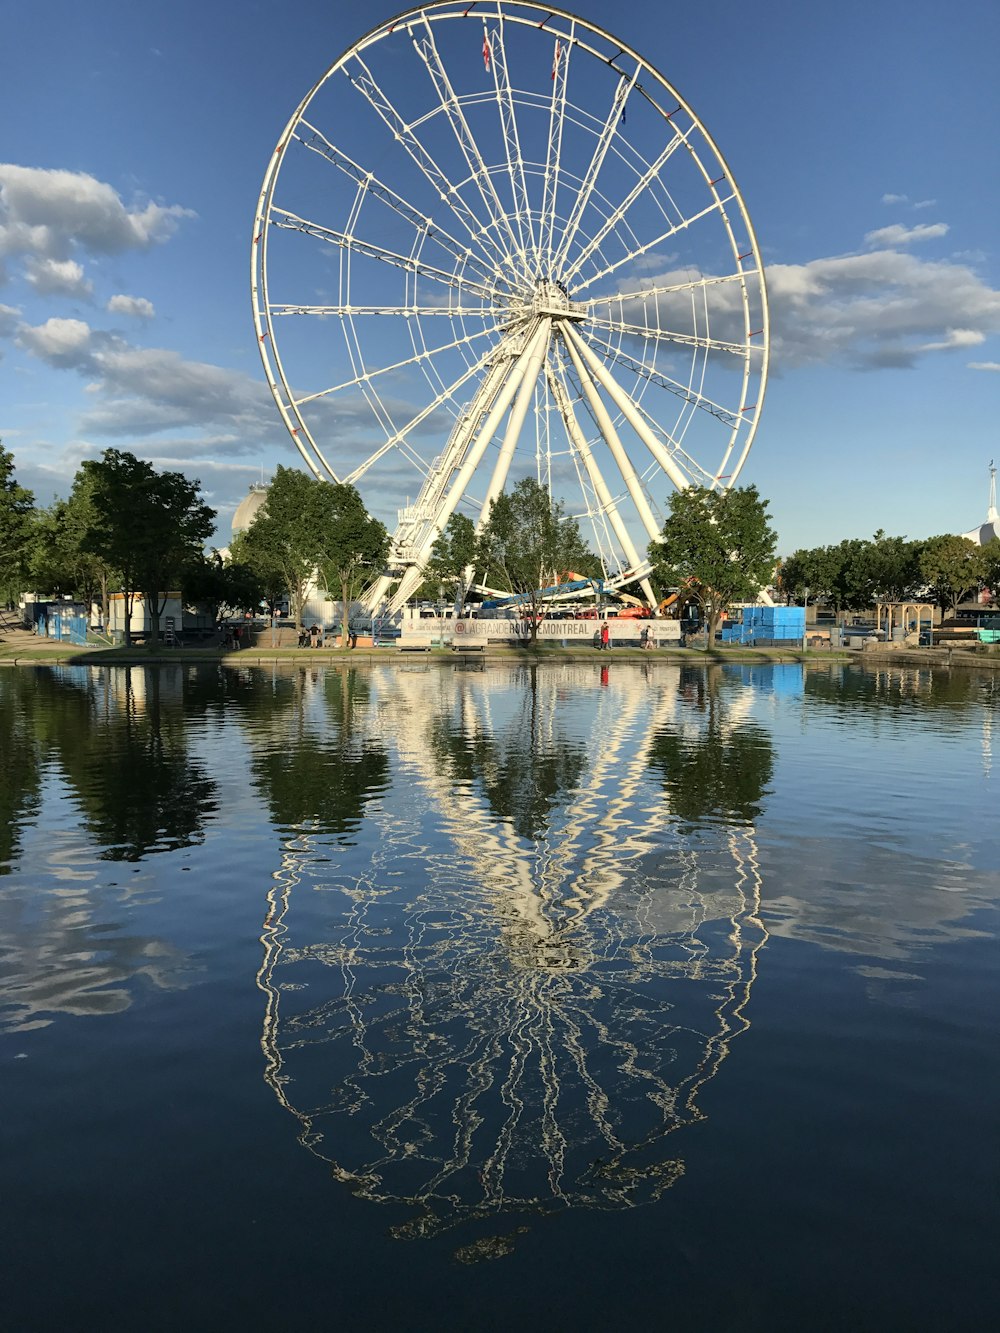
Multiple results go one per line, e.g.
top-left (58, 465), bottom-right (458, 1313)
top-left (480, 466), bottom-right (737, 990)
top-left (802, 586), bottom-right (810, 652)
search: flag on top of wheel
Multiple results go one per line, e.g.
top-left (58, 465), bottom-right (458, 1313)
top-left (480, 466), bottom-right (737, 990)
top-left (482, 33), bottom-right (491, 71)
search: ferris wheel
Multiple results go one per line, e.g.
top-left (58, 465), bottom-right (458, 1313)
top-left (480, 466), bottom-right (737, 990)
top-left (252, 1), bottom-right (768, 610)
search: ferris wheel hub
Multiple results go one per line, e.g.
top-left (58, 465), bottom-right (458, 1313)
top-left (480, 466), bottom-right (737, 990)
top-left (504, 280), bottom-right (587, 327)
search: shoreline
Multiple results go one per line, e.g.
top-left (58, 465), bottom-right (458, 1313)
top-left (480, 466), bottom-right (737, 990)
top-left (1, 641), bottom-right (996, 670)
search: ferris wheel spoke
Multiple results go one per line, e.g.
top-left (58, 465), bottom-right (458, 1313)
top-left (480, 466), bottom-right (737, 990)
top-left (294, 120), bottom-right (502, 288)
top-left (552, 69), bottom-right (639, 276)
top-left (629, 397), bottom-right (719, 488)
top-left (581, 327), bottom-right (744, 430)
top-left (271, 208), bottom-right (499, 301)
top-left (342, 339), bottom-right (502, 485)
top-left (560, 128), bottom-right (696, 286)
top-left (585, 269), bottom-right (754, 308)
top-left (293, 324), bottom-right (497, 406)
top-left (540, 27), bottom-right (573, 279)
top-left (587, 315), bottom-right (752, 358)
top-left (269, 303), bottom-right (496, 318)
top-left (484, 19), bottom-right (537, 265)
top-left (412, 18), bottom-right (524, 267)
top-left (571, 197), bottom-right (732, 296)
top-left (347, 54), bottom-right (515, 272)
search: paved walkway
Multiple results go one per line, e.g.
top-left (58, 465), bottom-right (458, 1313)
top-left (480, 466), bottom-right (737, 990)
top-left (0, 609), bottom-right (82, 654)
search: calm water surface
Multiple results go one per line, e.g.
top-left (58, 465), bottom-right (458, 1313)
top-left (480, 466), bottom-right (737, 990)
top-left (2, 660), bottom-right (998, 1330)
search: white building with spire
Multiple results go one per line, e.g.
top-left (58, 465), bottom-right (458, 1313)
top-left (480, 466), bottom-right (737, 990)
top-left (962, 462), bottom-right (1000, 546)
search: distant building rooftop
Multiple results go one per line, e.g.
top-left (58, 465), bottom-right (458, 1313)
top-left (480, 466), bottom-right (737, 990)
top-left (232, 482), bottom-right (269, 537)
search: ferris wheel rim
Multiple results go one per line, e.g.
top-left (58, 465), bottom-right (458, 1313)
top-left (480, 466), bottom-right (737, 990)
top-left (251, 0), bottom-right (769, 600)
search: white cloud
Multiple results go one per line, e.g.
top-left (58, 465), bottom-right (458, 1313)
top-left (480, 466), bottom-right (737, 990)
top-left (614, 242), bottom-right (1000, 374)
top-left (968, 361), bottom-right (1000, 372)
top-left (919, 329), bottom-right (985, 352)
top-left (24, 256), bottom-right (92, 298)
top-left (765, 248), bottom-right (1000, 370)
top-left (107, 293), bottom-right (155, 319)
top-left (913, 199), bottom-right (937, 210)
top-left (0, 302), bottom-right (20, 337)
top-left (0, 164), bottom-right (194, 263)
top-left (881, 193), bottom-right (908, 205)
top-left (17, 315), bottom-right (95, 367)
top-left (864, 221), bottom-right (949, 248)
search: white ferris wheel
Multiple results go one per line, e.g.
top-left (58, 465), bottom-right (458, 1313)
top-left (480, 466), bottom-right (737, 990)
top-left (252, 1), bottom-right (768, 611)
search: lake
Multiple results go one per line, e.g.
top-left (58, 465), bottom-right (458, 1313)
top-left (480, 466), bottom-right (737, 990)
top-left (2, 660), bottom-right (999, 1330)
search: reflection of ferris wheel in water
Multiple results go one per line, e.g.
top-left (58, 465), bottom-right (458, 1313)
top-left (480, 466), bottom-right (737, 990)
top-left (252, 1), bottom-right (769, 610)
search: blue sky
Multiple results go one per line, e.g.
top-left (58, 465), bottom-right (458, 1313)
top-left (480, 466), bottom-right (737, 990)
top-left (2, 0), bottom-right (999, 557)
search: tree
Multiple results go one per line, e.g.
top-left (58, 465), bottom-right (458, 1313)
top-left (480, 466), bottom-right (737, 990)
top-left (919, 534), bottom-right (986, 616)
top-left (29, 463), bottom-right (118, 626)
top-left (180, 551), bottom-right (265, 623)
top-left (234, 466), bottom-right (328, 633)
top-left (648, 485), bottom-right (777, 638)
top-left (424, 512), bottom-right (477, 610)
top-left (475, 477), bottom-right (595, 642)
top-left (82, 450), bottom-right (215, 646)
top-left (0, 445), bottom-right (36, 605)
top-left (313, 483), bottom-right (389, 650)
top-left (780, 533), bottom-right (925, 614)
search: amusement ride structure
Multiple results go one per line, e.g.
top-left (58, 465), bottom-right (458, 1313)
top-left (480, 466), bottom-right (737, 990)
top-left (252, 1), bottom-right (769, 612)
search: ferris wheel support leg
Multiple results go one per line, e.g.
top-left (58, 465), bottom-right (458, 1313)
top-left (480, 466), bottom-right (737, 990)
top-left (559, 329), bottom-right (662, 608)
top-left (362, 572), bottom-right (394, 614)
top-left (562, 324), bottom-right (691, 495)
top-left (546, 364), bottom-right (651, 595)
top-left (480, 319), bottom-right (553, 524)
top-left (388, 323), bottom-right (547, 612)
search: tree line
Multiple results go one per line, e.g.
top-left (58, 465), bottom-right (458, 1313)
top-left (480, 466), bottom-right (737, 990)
top-left (4, 436), bottom-right (997, 645)
top-left (780, 531), bottom-right (1000, 617)
top-left (0, 444), bottom-right (389, 648)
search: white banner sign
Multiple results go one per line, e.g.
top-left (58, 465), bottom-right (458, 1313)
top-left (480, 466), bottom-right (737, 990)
top-left (402, 617), bottom-right (680, 643)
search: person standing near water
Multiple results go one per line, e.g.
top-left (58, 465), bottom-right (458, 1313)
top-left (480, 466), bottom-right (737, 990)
top-left (600, 621), bottom-right (610, 651)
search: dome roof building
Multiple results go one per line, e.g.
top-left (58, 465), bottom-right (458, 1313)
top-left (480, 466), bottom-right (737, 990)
top-left (232, 482), bottom-right (269, 538)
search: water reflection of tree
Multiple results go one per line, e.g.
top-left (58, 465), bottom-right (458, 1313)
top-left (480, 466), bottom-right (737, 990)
top-left (0, 672), bottom-right (42, 874)
top-left (248, 666), bottom-right (390, 839)
top-left (648, 667), bottom-right (774, 825)
top-left (0, 666), bottom-right (203, 1029)
top-left (50, 668), bottom-right (216, 860)
top-left (430, 667), bottom-right (587, 840)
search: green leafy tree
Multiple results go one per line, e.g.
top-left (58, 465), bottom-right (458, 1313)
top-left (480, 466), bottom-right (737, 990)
top-left (649, 485), bottom-right (777, 637)
top-left (314, 483), bottom-right (389, 649)
top-left (475, 477), bottom-right (595, 642)
top-left (29, 463), bottom-right (119, 625)
top-left (424, 512), bottom-right (478, 610)
top-left (919, 534), bottom-right (986, 616)
top-left (82, 450), bottom-right (215, 645)
top-left (235, 466), bottom-right (328, 632)
top-left (181, 551), bottom-right (264, 621)
top-left (980, 540), bottom-right (1000, 607)
top-left (0, 445), bottom-right (36, 604)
